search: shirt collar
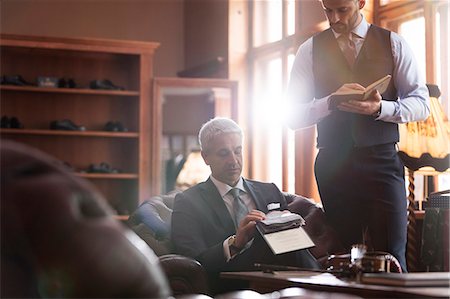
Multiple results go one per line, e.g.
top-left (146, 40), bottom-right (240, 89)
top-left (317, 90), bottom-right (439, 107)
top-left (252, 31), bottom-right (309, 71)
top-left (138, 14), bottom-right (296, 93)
top-left (332, 13), bottom-right (370, 39)
top-left (210, 175), bottom-right (246, 197)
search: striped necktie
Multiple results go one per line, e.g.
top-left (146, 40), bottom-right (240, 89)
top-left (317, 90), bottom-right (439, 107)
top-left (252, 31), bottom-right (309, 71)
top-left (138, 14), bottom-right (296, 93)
top-left (339, 33), bottom-right (357, 67)
top-left (229, 188), bottom-right (248, 228)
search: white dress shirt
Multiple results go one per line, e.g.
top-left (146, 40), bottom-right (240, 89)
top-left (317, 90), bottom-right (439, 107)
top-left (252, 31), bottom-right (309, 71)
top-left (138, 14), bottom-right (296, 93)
top-left (286, 15), bottom-right (430, 130)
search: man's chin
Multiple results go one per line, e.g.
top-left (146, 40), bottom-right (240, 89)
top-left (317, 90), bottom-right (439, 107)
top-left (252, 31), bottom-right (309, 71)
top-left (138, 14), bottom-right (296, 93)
top-left (331, 24), bottom-right (347, 33)
top-left (226, 173), bottom-right (241, 185)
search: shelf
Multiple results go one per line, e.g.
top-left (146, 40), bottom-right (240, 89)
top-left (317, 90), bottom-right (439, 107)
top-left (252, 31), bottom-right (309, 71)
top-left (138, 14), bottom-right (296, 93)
top-left (1, 33), bottom-right (159, 215)
top-left (75, 173), bottom-right (138, 179)
top-left (0, 85), bottom-right (140, 96)
top-left (0, 128), bottom-right (139, 138)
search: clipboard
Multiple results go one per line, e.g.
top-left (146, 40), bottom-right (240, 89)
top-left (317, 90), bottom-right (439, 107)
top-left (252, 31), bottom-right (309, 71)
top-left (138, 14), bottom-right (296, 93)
top-left (256, 211), bottom-right (315, 255)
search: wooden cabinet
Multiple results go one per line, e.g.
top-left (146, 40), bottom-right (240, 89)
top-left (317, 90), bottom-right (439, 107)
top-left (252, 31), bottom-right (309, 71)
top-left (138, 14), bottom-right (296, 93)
top-left (0, 34), bottom-right (159, 215)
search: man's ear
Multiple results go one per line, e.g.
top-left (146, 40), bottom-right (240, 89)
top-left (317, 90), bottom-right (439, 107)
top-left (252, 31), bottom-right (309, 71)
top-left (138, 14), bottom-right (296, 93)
top-left (201, 151), bottom-right (210, 166)
top-left (358, 0), bottom-right (366, 9)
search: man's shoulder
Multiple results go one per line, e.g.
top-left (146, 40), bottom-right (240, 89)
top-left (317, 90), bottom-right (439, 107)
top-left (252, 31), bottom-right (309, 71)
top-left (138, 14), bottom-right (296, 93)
top-left (244, 178), bottom-right (280, 191)
top-left (174, 180), bottom-right (212, 201)
top-left (369, 24), bottom-right (392, 34)
top-left (177, 181), bottom-right (207, 196)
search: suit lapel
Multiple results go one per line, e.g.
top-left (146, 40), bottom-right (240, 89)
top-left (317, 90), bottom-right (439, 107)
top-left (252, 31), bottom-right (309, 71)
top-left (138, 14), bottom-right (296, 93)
top-left (199, 178), bottom-right (236, 233)
top-left (244, 179), bottom-right (270, 214)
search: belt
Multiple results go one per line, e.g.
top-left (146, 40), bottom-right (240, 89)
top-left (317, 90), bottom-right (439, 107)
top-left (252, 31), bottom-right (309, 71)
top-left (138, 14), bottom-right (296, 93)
top-left (353, 142), bottom-right (397, 152)
top-left (318, 143), bottom-right (397, 152)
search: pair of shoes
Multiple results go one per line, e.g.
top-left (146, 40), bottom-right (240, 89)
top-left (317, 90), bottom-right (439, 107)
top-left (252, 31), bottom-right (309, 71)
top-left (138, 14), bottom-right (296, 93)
top-left (1, 75), bottom-right (33, 86)
top-left (37, 76), bottom-right (59, 88)
top-left (104, 121), bottom-right (128, 132)
top-left (86, 162), bottom-right (120, 174)
top-left (89, 79), bottom-right (124, 90)
top-left (1, 116), bottom-right (24, 129)
top-left (58, 78), bottom-right (76, 88)
top-left (50, 119), bottom-right (86, 131)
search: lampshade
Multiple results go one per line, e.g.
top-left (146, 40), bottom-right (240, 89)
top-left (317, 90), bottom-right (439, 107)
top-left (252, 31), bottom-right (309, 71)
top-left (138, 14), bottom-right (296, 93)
top-left (398, 84), bottom-right (450, 172)
top-left (398, 84), bottom-right (449, 272)
top-left (175, 150), bottom-right (211, 190)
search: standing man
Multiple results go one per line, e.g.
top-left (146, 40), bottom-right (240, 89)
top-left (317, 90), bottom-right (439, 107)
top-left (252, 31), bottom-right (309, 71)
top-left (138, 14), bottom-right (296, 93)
top-left (171, 117), bottom-right (318, 294)
top-left (286, 0), bottom-right (429, 272)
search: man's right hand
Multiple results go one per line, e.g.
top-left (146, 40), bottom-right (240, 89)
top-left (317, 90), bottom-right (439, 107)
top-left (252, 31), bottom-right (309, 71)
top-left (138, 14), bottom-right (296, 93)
top-left (234, 210), bottom-right (266, 249)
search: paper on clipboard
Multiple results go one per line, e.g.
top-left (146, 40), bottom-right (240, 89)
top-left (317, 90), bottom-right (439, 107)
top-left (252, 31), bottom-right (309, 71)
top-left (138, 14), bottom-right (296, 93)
top-left (261, 226), bottom-right (315, 255)
top-left (256, 211), bottom-right (315, 255)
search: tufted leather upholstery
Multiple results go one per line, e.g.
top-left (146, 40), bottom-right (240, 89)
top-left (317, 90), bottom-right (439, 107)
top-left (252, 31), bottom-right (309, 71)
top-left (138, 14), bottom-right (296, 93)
top-left (1, 140), bottom-right (171, 298)
top-left (128, 193), bottom-right (209, 296)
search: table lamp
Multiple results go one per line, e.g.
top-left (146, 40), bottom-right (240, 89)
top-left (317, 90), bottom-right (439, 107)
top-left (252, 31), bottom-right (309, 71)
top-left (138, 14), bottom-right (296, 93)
top-left (398, 83), bottom-right (450, 271)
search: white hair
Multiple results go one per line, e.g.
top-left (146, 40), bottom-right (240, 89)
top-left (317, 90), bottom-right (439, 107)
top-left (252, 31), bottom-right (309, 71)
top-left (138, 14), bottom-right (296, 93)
top-left (198, 117), bottom-right (243, 152)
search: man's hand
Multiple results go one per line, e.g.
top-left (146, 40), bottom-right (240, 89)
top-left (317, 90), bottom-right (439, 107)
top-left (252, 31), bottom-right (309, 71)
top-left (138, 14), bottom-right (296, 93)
top-left (234, 210), bottom-right (266, 248)
top-left (338, 89), bottom-right (382, 116)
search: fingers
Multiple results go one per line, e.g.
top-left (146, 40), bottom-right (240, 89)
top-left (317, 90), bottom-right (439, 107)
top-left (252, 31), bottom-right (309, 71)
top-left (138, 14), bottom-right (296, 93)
top-left (338, 90), bottom-right (381, 115)
top-left (235, 210), bottom-right (265, 247)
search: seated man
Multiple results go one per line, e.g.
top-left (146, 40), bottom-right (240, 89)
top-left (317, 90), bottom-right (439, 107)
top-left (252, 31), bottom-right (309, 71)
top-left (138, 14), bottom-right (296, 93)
top-left (171, 117), bottom-right (319, 294)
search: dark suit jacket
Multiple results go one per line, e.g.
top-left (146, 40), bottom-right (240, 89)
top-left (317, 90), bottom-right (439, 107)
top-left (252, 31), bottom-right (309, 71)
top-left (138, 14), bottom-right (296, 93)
top-left (171, 177), bottom-right (289, 273)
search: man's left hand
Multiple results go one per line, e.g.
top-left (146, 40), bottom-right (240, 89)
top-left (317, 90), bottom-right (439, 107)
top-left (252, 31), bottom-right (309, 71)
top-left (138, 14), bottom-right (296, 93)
top-left (337, 89), bottom-right (382, 116)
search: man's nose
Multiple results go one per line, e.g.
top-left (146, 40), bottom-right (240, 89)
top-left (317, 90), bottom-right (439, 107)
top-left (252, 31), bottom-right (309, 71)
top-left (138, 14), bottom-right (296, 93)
top-left (329, 12), bottom-right (340, 23)
top-left (228, 153), bottom-right (239, 164)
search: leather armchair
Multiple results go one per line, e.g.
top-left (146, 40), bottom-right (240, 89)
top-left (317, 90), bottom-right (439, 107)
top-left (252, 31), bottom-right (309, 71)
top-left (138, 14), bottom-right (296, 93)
top-left (127, 193), bottom-right (209, 296)
top-left (1, 140), bottom-right (171, 298)
top-left (127, 191), bottom-right (345, 293)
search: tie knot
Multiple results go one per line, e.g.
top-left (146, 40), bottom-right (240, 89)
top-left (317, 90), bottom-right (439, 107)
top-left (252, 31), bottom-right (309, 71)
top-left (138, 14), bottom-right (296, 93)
top-left (229, 188), bottom-right (241, 199)
top-left (339, 33), bottom-right (353, 43)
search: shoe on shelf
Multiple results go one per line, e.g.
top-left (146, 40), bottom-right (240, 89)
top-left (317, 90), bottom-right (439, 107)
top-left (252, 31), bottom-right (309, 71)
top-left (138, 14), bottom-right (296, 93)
top-left (86, 162), bottom-right (120, 174)
top-left (1, 75), bottom-right (34, 86)
top-left (1, 116), bottom-right (10, 128)
top-left (36, 76), bottom-right (59, 88)
top-left (50, 119), bottom-right (86, 131)
top-left (1, 116), bottom-right (24, 129)
top-left (89, 79), bottom-right (124, 90)
top-left (58, 78), bottom-right (77, 88)
top-left (9, 117), bottom-right (24, 129)
top-left (104, 121), bottom-right (128, 132)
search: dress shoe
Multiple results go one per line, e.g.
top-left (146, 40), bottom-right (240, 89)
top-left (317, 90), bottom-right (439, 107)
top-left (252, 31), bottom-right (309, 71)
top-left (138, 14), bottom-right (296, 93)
top-left (9, 117), bottom-right (24, 129)
top-left (58, 78), bottom-right (77, 88)
top-left (89, 79), bottom-right (124, 90)
top-left (104, 121), bottom-right (128, 132)
top-left (37, 76), bottom-right (59, 88)
top-left (50, 119), bottom-right (86, 131)
top-left (86, 162), bottom-right (120, 174)
top-left (1, 116), bottom-right (24, 129)
top-left (1, 75), bottom-right (33, 86)
top-left (1, 116), bottom-right (10, 128)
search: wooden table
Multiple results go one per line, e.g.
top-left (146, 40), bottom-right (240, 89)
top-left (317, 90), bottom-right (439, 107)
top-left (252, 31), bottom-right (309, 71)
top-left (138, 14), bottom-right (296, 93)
top-left (221, 271), bottom-right (450, 298)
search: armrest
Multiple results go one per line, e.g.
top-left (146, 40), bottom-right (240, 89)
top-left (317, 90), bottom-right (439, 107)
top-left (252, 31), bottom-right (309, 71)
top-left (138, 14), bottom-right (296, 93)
top-left (159, 254), bottom-right (209, 296)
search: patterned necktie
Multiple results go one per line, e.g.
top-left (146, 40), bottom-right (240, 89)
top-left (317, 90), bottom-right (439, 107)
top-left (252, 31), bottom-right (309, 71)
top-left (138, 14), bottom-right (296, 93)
top-left (229, 188), bottom-right (248, 228)
top-left (339, 33), bottom-right (357, 67)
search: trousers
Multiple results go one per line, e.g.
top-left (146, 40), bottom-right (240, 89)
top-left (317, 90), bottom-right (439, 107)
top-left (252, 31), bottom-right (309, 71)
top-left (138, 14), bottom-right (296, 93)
top-left (315, 143), bottom-right (408, 272)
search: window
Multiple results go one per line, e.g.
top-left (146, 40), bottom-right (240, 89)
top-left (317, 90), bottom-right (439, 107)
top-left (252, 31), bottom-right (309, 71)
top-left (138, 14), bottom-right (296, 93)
top-left (243, 0), bottom-right (448, 197)
top-left (248, 0), bottom-right (297, 191)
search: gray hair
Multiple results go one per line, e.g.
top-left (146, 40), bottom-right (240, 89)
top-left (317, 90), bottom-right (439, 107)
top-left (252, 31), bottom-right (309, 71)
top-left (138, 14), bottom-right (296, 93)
top-left (198, 117), bottom-right (243, 152)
